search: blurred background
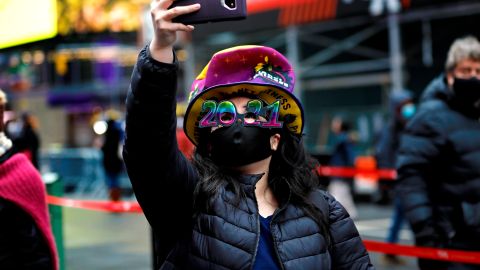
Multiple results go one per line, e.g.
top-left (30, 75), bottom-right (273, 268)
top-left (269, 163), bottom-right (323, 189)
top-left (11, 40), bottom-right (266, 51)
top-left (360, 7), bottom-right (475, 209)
top-left (1, 0), bottom-right (479, 269)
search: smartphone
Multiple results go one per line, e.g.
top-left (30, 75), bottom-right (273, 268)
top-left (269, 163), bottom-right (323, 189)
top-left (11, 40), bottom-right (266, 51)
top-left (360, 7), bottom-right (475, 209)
top-left (170, 0), bottom-right (247, 25)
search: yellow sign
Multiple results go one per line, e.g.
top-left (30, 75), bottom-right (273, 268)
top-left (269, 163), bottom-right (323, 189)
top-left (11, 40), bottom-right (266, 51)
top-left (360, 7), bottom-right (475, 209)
top-left (0, 0), bottom-right (57, 49)
top-left (57, 0), bottom-right (146, 35)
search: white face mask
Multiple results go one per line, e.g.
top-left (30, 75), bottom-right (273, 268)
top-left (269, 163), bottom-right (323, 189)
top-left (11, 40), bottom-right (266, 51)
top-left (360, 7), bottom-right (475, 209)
top-left (0, 132), bottom-right (12, 157)
top-left (6, 120), bottom-right (23, 139)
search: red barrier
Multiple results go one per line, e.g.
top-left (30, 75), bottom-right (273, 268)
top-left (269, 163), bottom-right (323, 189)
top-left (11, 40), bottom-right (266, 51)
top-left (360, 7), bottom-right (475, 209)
top-left (47, 196), bottom-right (480, 264)
top-left (246, 0), bottom-right (315, 14)
top-left (47, 195), bottom-right (142, 213)
top-left (317, 166), bottom-right (397, 180)
top-left (364, 240), bottom-right (480, 264)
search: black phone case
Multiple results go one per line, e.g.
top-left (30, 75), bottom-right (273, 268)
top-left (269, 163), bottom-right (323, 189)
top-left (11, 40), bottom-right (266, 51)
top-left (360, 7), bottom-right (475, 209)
top-left (171, 0), bottom-right (247, 25)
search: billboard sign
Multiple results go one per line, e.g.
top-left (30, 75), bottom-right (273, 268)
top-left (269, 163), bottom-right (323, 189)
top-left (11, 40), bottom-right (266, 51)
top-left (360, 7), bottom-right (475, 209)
top-left (57, 0), bottom-right (147, 35)
top-left (0, 0), bottom-right (57, 49)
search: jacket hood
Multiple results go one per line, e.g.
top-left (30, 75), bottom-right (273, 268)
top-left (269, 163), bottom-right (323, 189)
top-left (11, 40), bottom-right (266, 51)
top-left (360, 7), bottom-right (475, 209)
top-left (420, 74), bottom-right (480, 119)
top-left (389, 90), bottom-right (414, 112)
top-left (420, 74), bottom-right (454, 104)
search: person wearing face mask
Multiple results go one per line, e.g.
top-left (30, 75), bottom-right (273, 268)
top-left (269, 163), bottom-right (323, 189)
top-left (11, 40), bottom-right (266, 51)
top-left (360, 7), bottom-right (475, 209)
top-left (375, 89), bottom-right (416, 265)
top-left (396, 36), bottom-right (480, 270)
top-left (123, 1), bottom-right (374, 269)
top-left (375, 90), bottom-right (416, 207)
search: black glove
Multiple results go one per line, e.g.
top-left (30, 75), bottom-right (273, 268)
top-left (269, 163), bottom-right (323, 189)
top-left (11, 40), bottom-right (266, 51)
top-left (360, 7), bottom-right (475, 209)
top-left (416, 233), bottom-right (449, 270)
top-left (414, 223), bottom-right (449, 270)
top-left (417, 258), bottom-right (449, 270)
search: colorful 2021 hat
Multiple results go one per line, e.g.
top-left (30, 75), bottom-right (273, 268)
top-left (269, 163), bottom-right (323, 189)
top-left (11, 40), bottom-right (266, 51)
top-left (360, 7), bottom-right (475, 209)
top-left (184, 45), bottom-right (304, 146)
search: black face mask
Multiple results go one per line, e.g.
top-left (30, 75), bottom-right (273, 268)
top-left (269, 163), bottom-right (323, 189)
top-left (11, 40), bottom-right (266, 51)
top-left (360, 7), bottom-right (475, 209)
top-left (453, 77), bottom-right (480, 109)
top-left (209, 121), bottom-right (274, 167)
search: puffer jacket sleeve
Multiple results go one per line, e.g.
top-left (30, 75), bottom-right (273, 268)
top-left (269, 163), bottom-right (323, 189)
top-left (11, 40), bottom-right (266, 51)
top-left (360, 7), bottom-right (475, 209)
top-left (327, 193), bottom-right (374, 270)
top-left (395, 106), bottom-right (447, 243)
top-left (375, 124), bottom-right (397, 169)
top-left (123, 45), bottom-right (199, 254)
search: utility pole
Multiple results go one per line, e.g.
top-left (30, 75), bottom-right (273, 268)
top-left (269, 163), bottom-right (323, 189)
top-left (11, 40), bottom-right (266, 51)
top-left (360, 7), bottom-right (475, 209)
top-left (286, 26), bottom-right (302, 99)
top-left (388, 12), bottom-right (404, 92)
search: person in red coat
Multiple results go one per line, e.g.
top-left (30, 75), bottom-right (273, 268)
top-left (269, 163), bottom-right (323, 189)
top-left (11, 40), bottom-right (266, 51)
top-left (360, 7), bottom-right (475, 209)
top-left (0, 89), bottom-right (58, 270)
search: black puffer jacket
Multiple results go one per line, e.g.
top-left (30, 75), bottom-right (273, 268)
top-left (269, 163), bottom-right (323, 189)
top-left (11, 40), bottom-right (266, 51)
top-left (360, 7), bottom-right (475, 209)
top-left (396, 74), bottom-right (480, 251)
top-left (123, 46), bottom-right (374, 270)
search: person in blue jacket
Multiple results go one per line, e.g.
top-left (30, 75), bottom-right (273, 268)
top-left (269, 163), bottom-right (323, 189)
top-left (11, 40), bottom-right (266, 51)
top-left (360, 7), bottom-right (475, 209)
top-left (123, 0), bottom-right (375, 269)
top-left (327, 117), bottom-right (358, 219)
top-left (375, 89), bottom-right (416, 265)
top-left (101, 117), bottom-right (124, 201)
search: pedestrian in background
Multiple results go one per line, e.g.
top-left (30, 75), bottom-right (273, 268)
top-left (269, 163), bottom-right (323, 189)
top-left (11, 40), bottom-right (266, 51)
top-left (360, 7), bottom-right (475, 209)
top-left (375, 89), bottom-right (416, 265)
top-left (0, 89), bottom-right (58, 270)
top-left (396, 36), bottom-right (480, 270)
top-left (101, 116), bottom-right (124, 202)
top-left (123, 0), bottom-right (374, 269)
top-left (328, 116), bottom-right (358, 219)
top-left (5, 112), bottom-right (41, 169)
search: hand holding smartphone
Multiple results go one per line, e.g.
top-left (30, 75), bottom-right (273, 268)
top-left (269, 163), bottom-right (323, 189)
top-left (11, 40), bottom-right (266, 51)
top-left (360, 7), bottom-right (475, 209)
top-left (170, 0), bottom-right (247, 25)
top-left (149, 0), bottom-right (200, 63)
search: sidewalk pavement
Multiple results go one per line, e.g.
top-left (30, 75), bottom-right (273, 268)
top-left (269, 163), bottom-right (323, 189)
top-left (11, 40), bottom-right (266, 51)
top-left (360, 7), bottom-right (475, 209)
top-left (63, 202), bottom-right (417, 270)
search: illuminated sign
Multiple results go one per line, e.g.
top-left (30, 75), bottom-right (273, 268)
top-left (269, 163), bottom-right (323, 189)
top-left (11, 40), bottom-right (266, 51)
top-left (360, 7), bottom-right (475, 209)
top-left (57, 0), bottom-right (147, 35)
top-left (0, 0), bottom-right (57, 49)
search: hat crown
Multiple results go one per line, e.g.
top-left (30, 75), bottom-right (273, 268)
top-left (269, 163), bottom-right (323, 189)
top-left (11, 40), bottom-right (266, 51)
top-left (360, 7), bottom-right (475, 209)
top-left (183, 45), bottom-right (304, 146)
top-left (188, 45), bottom-right (295, 102)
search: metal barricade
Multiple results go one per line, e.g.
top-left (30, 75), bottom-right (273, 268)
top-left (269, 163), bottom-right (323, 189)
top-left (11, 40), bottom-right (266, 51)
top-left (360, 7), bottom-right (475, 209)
top-left (41, 148), bottom-right (130, 198)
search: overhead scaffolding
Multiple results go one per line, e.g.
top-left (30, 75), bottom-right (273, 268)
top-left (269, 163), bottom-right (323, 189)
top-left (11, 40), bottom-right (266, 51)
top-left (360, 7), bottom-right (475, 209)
top-left (191, 0), bottom-right (480, 93)
top-left (184, 0), bottom-right (480, 150)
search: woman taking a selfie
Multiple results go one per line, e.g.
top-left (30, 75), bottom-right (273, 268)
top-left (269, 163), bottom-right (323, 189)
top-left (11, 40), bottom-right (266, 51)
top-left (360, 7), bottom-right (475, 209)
top-left (123, 0), bottom-right (374, 269)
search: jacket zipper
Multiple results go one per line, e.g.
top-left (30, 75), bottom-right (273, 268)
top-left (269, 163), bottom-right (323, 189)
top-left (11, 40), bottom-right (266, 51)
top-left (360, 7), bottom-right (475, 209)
top-left (270, 208), bottom-right (286, 270)
top-left (270, 187), bottom-right (292, 270)
top-left (250, 200), bottom-right (261, 270)
top-left (249, 174), bottom-right (289, 270)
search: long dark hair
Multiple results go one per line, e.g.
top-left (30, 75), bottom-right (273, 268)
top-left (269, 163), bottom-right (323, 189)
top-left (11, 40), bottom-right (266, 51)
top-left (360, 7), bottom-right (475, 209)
top-left (191, 125), bottom-right (331, 245)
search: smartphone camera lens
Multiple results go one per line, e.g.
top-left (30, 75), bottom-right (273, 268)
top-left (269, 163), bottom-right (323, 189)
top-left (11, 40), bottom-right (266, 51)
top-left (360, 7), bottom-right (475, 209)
top-left (224, 0), bottom-right (236, 9)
